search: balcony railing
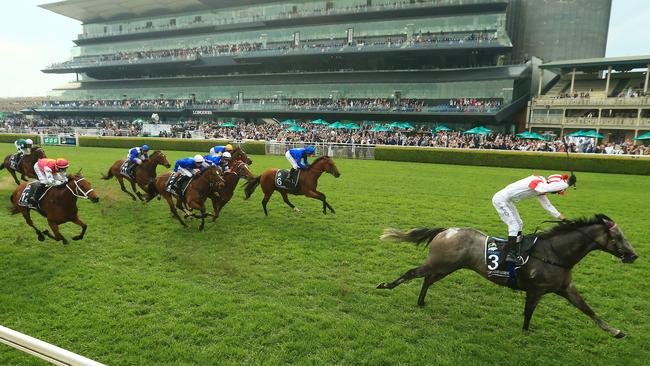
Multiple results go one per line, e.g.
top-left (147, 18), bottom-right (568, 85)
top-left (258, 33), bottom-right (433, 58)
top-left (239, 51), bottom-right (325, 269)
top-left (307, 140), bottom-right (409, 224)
top-left (533, 96), bottom-right (650, 107)
top-left (530, 116), bottom-right (649, 129)
top-left (45, 54), bottom-right (199, 70)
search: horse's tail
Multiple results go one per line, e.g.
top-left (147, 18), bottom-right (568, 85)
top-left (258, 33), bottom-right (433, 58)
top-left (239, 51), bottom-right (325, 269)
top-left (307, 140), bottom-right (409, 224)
top-left (101, 167), bottom-right (113, 180)
top-left (243, 176), bottom-right (261, 200)
top-left (8, 191), bottom-right (19, 215)
top-left (145, 181), bottom-right (158, 201)
top-left (380, 227), bottom-right (447, 247)
top-left (0, 161), bottom-right (4, 170)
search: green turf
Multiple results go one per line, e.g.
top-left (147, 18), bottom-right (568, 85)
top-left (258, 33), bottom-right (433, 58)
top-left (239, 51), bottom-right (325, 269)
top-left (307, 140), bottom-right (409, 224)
top-left (1, 144), bottom-right (648, 365)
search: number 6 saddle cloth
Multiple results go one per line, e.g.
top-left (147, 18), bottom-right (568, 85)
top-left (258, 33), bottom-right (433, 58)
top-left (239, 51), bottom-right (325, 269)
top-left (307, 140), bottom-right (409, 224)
top-left (484, 235), bottom-right (538, 278)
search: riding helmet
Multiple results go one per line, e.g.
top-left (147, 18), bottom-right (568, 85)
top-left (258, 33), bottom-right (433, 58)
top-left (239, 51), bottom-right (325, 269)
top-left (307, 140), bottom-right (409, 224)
top-left (193, 154), bottom-right (204, 163)
top-left (141, 144), bottom-right (150, 151)
top-left (305, 145), bottom-right (315, 154)
top-left (55, 158), bottom-right (69, 169)
top-left (225, 144), bottom-right (234, 151)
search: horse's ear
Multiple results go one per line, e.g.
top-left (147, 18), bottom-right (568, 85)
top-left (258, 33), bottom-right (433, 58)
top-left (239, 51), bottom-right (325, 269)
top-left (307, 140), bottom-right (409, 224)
top-left (76, 168), bottom-right (83, 176)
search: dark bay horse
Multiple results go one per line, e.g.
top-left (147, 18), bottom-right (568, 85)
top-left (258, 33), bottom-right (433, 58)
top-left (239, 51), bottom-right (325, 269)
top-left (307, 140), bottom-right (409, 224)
top-left (2, 147), bottom-right (47, 185)
top-left (231, 146), bottom-right (253, 165)
top-left (376, 214), bottom-right (638, 338)
top-left (209, 159), bottom-right (254, 221)
top-left (102, 150), bottom-right (170, 201)
top-left (243, 156), bottom-right (340, 216)
top-left (154, 166), bottom-right (224, 230)
top-left (10, 173), bottom-right (100, 244)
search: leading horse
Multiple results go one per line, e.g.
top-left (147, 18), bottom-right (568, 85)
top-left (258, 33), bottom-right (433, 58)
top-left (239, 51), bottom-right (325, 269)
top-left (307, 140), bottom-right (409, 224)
top-left (2, 147), bottom-right (47, 185)
top-left (243, 156), bottom-right (340, 216)
top-left (209, 158), bottom-right (254, 221)
top-left (10, 172), bottom-right (100, 244)
top-left (377, 214), bottom-right (638, 338)
top-left (102, 150), bottom-right (170, 201)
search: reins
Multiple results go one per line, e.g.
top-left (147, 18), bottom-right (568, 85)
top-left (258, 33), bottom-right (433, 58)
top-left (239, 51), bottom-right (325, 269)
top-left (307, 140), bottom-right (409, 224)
top-left (65, 177), bottom-right (94, 199)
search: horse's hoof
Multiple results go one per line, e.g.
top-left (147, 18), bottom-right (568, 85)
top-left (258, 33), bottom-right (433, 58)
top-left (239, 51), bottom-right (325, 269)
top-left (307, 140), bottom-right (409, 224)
top-left (72, 235), bottom-right (82, 241)
top-left (131, 197), bottom-right (136, 201)
top-left (615, 331), bottom-right (626, 339)
top-left (62, 239), bottom-right (69, 245)
top-left (417, 301), bottom-right (426, 307)
top-left (37, 235), bottom-right (45, 242)
top-left (376, 283), bottom-right (386, 289)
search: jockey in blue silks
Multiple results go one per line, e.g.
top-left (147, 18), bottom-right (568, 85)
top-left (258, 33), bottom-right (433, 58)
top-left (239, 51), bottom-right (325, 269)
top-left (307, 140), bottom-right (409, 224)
top-left (285, 146), bottom-right (315, 186)
top-left (204, 152), bottom-right (231, 172)
top-left (209, 144), bottom-right (233, 157)
top-left (126, 144), bottom-right (149, 176)
top-left (169, 155), bottom-right (204, 195)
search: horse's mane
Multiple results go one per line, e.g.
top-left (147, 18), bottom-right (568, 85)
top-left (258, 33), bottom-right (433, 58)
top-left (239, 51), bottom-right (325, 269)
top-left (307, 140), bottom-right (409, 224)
top-left (538, 214), bottom-right (612, 238)
top-left (311, 156), bottom-right (330, 166)
top-left (150, 150), bottom-right (161, 157)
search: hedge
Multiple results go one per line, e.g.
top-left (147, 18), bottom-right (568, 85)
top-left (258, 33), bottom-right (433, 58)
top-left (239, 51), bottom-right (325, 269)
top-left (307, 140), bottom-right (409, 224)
top-left (78, 136), bottom-right (266, 155)
top-left (375, 146), bottom-right (650, 175)
top-left (0, 133), bottom-right (40, 144)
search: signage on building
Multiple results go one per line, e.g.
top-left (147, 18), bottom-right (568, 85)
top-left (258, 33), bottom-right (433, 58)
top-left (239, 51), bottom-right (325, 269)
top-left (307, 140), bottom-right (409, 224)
top-left (192, 110), bottom-right (213, 116)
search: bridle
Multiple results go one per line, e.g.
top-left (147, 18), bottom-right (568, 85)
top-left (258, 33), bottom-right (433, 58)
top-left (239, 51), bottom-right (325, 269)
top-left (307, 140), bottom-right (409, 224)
top-left (228, 160), bottom-right (250, 178)
top-left (66, 177), bottom-right (94, 199)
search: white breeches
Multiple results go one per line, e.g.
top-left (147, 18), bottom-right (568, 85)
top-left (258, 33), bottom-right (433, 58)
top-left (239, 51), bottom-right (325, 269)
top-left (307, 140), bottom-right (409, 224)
top-left (285, 151), bottom-right (299, 169)
top-left (492, 193), bottom-right (523, 236)
top-left (177, 167), bottom-right (194, 177)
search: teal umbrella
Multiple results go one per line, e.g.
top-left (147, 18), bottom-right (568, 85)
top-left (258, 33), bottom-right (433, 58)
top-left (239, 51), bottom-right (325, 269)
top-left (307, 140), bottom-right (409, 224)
top-left (477, 126), bottom-right (492, 134)
top-left (399, 122), bottom-right (415, 130)
top-left (132, 118), bottom-right (145, 124)
top-left (327, 122), bottom-right (345, 129)
top-left (310, 119), bottom-right (328, 125)
top-left (566, 130), bottom-right (587, 137)
top-left (371, 125), bottom-right (390, 132)
top-left (285, 125), bottom-right (307, 132)
top-left (634, 132), bottom-right (650, 140)
top-left (281, 119), bottom-right (296, 125)
top-left (345, 123), bottom-right (361, 130)
top-left (363, 120), bottom-right (376, 125)
top-left (220, 122), bottom-right (236, 127)
top-left (516, 131), bottom-right (547, 140)
top-left (464, 126), bottom-right (490, 135)
top-left (387, 122), bottom-right (403, 129)
top-left (434, 125), bottom-right (452, 132)
top-left (583, 130), bottom-right (604, 139)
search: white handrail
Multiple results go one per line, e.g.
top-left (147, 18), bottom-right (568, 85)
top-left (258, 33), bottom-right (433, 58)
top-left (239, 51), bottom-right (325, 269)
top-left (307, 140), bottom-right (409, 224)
top-left (0, 325), bottom-right (105, 366)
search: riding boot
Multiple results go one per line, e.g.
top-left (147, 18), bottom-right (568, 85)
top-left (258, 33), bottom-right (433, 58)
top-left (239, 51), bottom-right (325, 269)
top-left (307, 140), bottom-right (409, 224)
top-left (289, 168), bottom-right (297, 188)
top-left (506, 235), bottom-right (525, 266)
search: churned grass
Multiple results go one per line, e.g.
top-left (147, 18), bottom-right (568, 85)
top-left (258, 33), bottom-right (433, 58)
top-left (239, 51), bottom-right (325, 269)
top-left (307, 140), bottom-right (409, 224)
top-left (1, 144), bottom-right (648, 365)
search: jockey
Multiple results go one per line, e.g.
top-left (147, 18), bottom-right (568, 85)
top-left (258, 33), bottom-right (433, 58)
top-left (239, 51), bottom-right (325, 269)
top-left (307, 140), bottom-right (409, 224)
top-left (492, 173), bottom-right (577, 265)
top-left (170, 155), bottom-right (204, 195)
top-left (204, 151), bottom-right (231, 172)
top-left (31, 158), bottom-right (69, 205)
top-left (209, 144), bottom-right (233, 157)
top-left (14, 138), bottom-right (33, 158)
top-left (286, 145), bottom-right (315, 171)
top-left (127, 145), bottom-right (150, 175)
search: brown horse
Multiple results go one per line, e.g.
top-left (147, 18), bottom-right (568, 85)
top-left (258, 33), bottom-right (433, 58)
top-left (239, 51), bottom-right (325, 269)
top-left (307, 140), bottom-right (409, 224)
top-left (154, 165), bottom-right (224, 230)
top-left (2, 147), bottom-right (47, 185)
top-left (9, 172), bottom-right (100, 244)
top-left (243, 156), bottom-right (340, 216)
top-left (231, 146), bottom-right (253, 165)
top-left (101, 150), bottom-right (170, 201)
top-left (377, 214), bottom-right (638, 338)
top-left (209, 159), bottom-right (254, 221)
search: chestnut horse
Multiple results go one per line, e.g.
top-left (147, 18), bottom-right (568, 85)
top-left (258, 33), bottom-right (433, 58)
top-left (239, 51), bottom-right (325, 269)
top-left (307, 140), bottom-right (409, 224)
top-left (243, 156), bottom-right (340, 216)
top-left (9, 172), bottom-right (100, 244)
top-left (1, 147), bottom-right (47, 185)
top-left (209, 158), bottom-right (254, 221)
top-left (377, 214), bottom-right (638, 338)
top-left (101, 150), bottom-right (170, 201)
top-left (153, 165), bottom-right (224, 231)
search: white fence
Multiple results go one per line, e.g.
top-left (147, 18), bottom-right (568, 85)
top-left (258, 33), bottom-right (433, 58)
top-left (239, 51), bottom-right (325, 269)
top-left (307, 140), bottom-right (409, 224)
top-left (265, 141), bottom-right (375, 159)
top-left (0, 325), bottom-right (105, 366)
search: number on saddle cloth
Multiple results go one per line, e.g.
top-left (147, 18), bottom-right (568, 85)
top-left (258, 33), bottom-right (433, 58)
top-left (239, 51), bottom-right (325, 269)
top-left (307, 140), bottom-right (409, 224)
top-left (10, 153), bottom-right (22, 170)
top-left (485, 236), bottom-right (538, 286)
top-left (275, 169), bottom-right (300, 190)
top-left (120, 161), bottom-right (135, 178)
top-left (166, 175), bottom-right (192, 197)
top-left (18, 182), bottom-right (48, 209)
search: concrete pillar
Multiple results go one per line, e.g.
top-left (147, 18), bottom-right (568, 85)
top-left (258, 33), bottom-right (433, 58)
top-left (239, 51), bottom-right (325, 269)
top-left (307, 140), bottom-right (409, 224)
top-left (645, 64), bottom-right (649, 93)
top-left (538, 68), bottom-right (544, 95)
top-left (605, 66), bottom-right (612, 96)
top-left (570, 68), bottom-right (576, 94)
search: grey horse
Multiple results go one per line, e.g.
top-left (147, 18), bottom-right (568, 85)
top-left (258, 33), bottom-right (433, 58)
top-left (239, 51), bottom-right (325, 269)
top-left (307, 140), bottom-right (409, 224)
top-left (377, 214), bottom-right (638, 338)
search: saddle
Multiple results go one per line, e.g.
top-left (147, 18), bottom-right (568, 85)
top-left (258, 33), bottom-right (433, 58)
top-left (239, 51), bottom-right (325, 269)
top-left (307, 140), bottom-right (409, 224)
top-left (484, 235), bottom-right (538, 287)
top-left (166, 174), bottom-right (192, 197)
top-left (120, 160), bottom-right (136, 179)
top-left (275, 169), bottom-right (300, 190)
top-left (18, 182), bottom-right (52, 210)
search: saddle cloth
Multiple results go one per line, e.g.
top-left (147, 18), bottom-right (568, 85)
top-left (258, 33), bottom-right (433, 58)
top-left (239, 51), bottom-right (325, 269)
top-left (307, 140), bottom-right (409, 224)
top-left (120, 160), bottom-right (134, 179)
top-left (166, 174), bottom-right (192, 197)
top-left (18, 182), bottom-right (52, 210)
top-left (275, 169), bottom-right (300, 190)
top-left (484, 236), bottom-right (538, 278)
top-left (10, 153), bottom-right (22, 170)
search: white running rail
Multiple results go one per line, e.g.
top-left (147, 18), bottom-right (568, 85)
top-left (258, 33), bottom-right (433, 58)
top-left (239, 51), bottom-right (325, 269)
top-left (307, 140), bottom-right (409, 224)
top-left (0, 325), bottom-right (105, 366)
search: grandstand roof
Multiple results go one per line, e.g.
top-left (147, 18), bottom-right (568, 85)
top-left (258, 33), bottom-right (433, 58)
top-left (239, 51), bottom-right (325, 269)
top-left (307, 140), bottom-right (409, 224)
top-left (540, 55), bottom-right (650, 72)
top-left (39, 0), bottom-right (270, 22)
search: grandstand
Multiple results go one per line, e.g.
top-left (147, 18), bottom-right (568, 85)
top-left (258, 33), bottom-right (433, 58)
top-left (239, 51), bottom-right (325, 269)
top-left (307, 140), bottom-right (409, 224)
top-left (528, 55), bottom-right (650, 141)
top-left (30, 0), bottom-right (612, 132)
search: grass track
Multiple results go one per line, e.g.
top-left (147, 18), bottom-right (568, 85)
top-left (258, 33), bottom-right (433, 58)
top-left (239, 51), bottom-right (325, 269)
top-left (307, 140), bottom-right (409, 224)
top-left (1, 144), bottom-right (649, 365)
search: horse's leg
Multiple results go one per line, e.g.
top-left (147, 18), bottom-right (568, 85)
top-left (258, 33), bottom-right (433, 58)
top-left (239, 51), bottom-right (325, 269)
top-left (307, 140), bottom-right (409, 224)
top-left (71, 215), bottom-right (88, 241)
top-left (22, 210), bottom-right (45, 241)
top-left (279, 191), bottom-right (301, 213)
top-left (417, 272), bottom-right (450, 307)
top-left (522, 291), bottom-right (544, 331)
top-left (305, 190), bottom-right (333, 215)
top-left (315, 190), bottom-right (335, 214)
top-left (164, 196), bottom-right (187, 227)
top-left (117, 176), bottom-right (137, 201)
top-left (262, 190), bottom-right (274, 216)
top-left (557, 283), bottom-right (625, 338)
top-left (130, 179), bottom-right (144, 201)
top-left (9, 169), bottom-right (20, 185)
top-left (377, 265), bottom-right (432, 290)
top-left (44, 220), bottom-right (68, 245)
top-left (210, 197), bottom-right (222, 222)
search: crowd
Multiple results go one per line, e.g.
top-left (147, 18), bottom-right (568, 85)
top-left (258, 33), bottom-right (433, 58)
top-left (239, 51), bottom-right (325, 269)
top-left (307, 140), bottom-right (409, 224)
top-left (2, 116), bottom-right (647, 155)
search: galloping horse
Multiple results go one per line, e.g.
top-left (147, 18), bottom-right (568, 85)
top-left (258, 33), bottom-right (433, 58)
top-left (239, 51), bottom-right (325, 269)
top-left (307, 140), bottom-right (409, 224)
top-left (10, 172), bottom-right (100, 244)
top-left (209, 158), bottom-right (254, 221)
top-left (231, 146), bottom-right (253, 165)
top-left (1, 147), bottom-right (47, 185)
top-left (243, 156), bottom-right (340, 216)
top-left (377, 214), bottom-right (638, 338)
top-left (154, 165), bottom-right (224, 230)
top-left (102, 150), bottom-right (170, 201)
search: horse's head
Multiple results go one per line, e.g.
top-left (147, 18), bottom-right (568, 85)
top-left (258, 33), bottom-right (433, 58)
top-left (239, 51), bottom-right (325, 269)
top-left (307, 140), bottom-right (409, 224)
top-left (33, 147), bottom-right (46, 159)
top-left (595, 215), bottom-right (638, 263)
top-left (68, 171), bottom-right (100, 203)
top-left (150, 150), bottom-right (171, 168)
top-left (312, 156), bottom-right (341, 178)
top-left (232, 147), bottom-right (253, 166)
top-left (229, 159), bottom-right (254, 180)
top-left (203, 165), bottom-right (225, 191)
